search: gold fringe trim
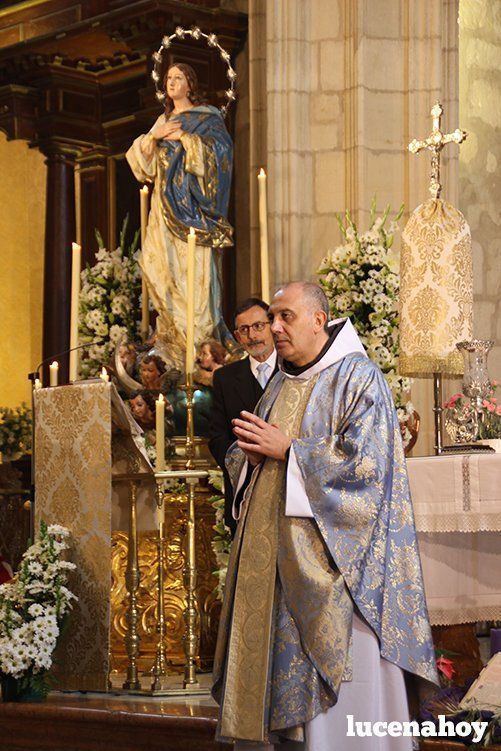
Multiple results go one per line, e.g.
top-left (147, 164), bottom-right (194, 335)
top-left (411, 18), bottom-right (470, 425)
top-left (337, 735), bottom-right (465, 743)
top-left (398, 352), bottom-right (464, 377)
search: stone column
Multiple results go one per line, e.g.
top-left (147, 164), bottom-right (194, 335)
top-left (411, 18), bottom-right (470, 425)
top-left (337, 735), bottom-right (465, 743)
top-left (245, 0), bottom-right (267, 299)
top-left (459, 0), bottom-right (501, 379)
top-left (247, 0), bottom-right (461, 454)
top-left (41, 148), bottom-right (76, 385)
top-left (265, 0), bottom-right (313, 287)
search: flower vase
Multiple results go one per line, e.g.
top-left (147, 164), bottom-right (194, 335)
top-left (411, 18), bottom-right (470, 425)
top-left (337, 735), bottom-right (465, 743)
top-left (1, 675), bottom-right (47, 702)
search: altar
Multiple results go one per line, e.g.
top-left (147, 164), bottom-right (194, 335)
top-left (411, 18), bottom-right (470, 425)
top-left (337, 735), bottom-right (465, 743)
top-left (408, 452), bottom-right (501, 627)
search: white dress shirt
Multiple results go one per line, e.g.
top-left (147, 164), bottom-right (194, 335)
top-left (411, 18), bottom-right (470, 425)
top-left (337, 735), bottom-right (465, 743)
top-left (248, 349), bottom-right (277, 383)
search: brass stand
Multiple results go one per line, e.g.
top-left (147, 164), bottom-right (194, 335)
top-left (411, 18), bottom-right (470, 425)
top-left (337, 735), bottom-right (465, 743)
top-left (134, 469), bottom-right (209, 697)
top-left (151, 483), bottom-right (169, 691)
top-left (433, 372), bottom-right (443, 456)
top-left (184, 375), bottom-right (195, 469)
top-left (123, 481), bottom-right (141, 690)
top-left (183, 477), bottom-right (199, 687)
top-left (120, 373), bottom-right (209, 694)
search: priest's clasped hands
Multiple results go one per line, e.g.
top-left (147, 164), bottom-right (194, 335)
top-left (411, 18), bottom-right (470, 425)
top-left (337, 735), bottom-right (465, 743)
top-left (232, 411), bottom-right (291, 465)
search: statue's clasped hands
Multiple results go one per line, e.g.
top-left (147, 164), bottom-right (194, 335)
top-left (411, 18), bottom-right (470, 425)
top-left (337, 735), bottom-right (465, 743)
top-left (232, 411), bottom-right (292, 465)
top-left (152, 119), bottom-right (183, 141)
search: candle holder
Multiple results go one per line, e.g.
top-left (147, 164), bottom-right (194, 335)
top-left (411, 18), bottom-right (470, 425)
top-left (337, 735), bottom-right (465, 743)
top-left (183, 476), bottom-right (199, 688)
top-left (184, 374), bottom-right (195, 470)
top-left (150, 481), bottom-right (169, 691)
top-left (140, 469), bottom-right (208, 696)
top-left (444, 340), bottom-right (494, 447)
top-left (123, 480), bottom-right (141, 690)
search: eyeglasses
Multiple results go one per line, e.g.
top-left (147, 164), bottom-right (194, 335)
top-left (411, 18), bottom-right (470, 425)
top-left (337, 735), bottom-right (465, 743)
top-left (234, 321), bottom-right (270, 337)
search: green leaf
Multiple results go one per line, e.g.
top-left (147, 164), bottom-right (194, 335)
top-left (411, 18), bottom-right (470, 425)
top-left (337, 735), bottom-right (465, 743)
top-left (95, 228), bottom-right (105, 249)
top-left (119, 214), bottom-right (129, 251)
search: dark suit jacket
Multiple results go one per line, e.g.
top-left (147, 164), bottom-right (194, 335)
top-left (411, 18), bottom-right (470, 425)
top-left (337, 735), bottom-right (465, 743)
top-left (209, 357), bottom-right (276, 535)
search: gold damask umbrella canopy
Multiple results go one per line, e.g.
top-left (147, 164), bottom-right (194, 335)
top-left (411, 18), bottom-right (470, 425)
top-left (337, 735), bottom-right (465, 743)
top-left (399, 103), bottom-right (473, 452)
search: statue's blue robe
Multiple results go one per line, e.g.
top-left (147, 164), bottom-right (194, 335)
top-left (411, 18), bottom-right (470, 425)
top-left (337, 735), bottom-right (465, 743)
top-left (159, 105), bottom-right (233, 246)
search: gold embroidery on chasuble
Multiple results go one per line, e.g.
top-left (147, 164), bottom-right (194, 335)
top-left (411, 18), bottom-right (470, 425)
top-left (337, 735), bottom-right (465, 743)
top-left (219, 376), bottom-right (353, 743)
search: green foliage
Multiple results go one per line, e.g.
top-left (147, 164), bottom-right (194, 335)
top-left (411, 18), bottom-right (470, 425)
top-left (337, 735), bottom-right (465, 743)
top-left (0, 403), bottom-right (32, 459)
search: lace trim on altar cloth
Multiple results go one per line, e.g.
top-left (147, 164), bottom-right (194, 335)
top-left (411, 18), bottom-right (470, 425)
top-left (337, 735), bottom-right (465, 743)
top-left (429, 605), bottom-right (501, 626)
top-left (415, 513), bottom-right (501, 533)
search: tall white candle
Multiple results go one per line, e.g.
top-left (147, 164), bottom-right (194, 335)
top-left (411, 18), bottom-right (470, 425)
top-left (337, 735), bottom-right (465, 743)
top-left (49, 361), bottom-right (59, 387)
top-left (186, 227), bottom-right (196, 377)
top-left (156, 393), bottom-right (166, 472)
top-left (140, 185), bottom-right (150, 341)
top-left (155, 500), bottom-right (165, 530)
top-left (258, 168), bottom-right (270, 304)
top-left (69, 242), bottom-right (82, 382)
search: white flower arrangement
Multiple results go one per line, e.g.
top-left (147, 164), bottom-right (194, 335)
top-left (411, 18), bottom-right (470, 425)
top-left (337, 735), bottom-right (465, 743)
top-left (0, 521), bottom-right (77, 699)
top-left (318, 200), bottom-right (414, 445)
top-left (79, 217), bottom-right (142, 378)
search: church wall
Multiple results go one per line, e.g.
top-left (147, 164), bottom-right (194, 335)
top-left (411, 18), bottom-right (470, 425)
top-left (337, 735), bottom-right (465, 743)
top-left (459, 0), bottom-right (501, 383)
top-left (246, 0), bottom-right (469, 455)
top-left (0, 133), bottom-right (46, 407)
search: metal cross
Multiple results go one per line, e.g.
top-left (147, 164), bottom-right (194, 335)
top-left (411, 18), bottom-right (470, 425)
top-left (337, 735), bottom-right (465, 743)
top-left (408, 101), bottom-right (467, 199)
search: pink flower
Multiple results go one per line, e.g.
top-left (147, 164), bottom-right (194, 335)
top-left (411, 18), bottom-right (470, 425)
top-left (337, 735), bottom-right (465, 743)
top-left (496, 406), bottom-right (501, 416)
top-left (436, 656), bottom-right (455, 680)
top-left (444, 393), bottom-right (463, 409)
top-left (487, 403), bottom-right (496, 413)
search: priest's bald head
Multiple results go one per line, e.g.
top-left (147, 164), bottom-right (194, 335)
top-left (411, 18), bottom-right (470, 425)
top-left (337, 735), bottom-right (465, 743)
top-left (269, 281), bottom-right (330, 366)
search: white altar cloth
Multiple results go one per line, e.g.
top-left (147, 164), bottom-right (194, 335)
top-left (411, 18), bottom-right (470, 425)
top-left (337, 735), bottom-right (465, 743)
top-left (407, 454), bottom-right (501, 625)
top-left (407, 453), bottom-right (501, 533)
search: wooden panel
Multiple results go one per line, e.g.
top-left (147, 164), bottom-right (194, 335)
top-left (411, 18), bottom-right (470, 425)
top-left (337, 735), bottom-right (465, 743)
top-left (0, 24), bottom-right (21, 48)
top-left (24, 4), bottom-right (82, 40)
top-left (0, 695), bottom-right (225, 751)
top-left (112, 154), bottom-right (140, 249)
top-left (60, 88), bottom-right (97, 119)
top-left (77, 150), bottom-right (109, 264)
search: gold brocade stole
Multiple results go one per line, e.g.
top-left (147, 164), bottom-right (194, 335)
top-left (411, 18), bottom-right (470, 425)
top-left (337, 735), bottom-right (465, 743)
top-left (220, 376), bottom-right (318, 742)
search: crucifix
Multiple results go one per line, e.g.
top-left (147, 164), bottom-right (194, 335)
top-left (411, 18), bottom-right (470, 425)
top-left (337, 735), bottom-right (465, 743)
top-left (407, 101), bottom-right (469, 455)
top-left (408, 101), bottom-right (467, 199)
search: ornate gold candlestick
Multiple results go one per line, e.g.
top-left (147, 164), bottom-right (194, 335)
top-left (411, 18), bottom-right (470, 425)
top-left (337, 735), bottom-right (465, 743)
top-left (183, 476), bottom-right (199, 687)
top-left (433, 373), bottom-right (444, 455)
top-left (184, 374), bottom-right (195, 470)
top-left (123, 480), bottom-right (141, 690)
top-left (151, 481), bottom-right (169, 690)
top-left (142, 469), bottom-right (208, 696)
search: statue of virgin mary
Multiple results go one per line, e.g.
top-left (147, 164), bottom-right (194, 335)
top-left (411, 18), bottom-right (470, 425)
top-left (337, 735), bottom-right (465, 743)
top-left (126, 62), bottom-right (233, 371)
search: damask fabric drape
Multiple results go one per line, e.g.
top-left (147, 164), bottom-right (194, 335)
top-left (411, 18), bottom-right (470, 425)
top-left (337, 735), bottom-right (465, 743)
top-left (399, 198), bottom-right (473, 376)
top-left (34, 383), bottom-right (112, 691)
top-left (126, 106), bottom-right (234, 370)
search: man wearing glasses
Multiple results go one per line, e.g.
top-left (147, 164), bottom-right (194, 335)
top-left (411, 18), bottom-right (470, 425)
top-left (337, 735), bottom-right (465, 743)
top-left (209, 297), bottom-right (277, 535)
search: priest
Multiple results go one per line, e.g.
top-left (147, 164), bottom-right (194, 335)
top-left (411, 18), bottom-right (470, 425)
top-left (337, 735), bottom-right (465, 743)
top-left (212, 282), bottom-right (438, 750)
